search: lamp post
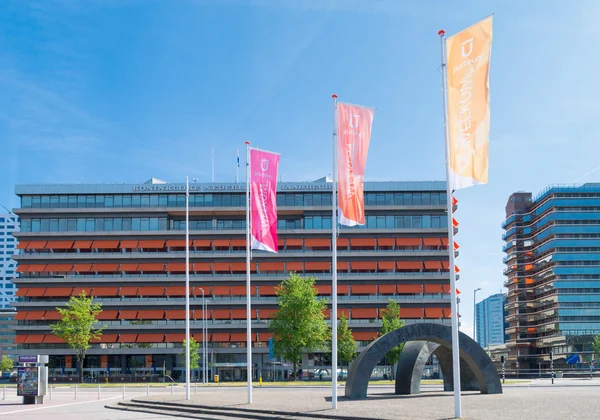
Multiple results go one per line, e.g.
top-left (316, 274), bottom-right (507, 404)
top-left (473, 288), bottom-right (482, 342)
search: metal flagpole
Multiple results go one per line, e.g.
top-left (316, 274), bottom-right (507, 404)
top-left (237, 149), bottom-right (240, 183)
top-left (245, 141), bottom-right (253, 404)
top-left (200, 288), bottom-right (205, 383)
top-left (204, 295), bottom-right (208, 384)
top-left (331, 94), bottom-right (339, 409)
top-left (213, 147), bottom-right (216, 182)
top-left (185, 176), bottom-right (191, 400)
top-left (438, 29), bottom-right (462, 418)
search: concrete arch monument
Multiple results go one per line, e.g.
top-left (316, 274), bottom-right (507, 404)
top-left (345, 323), bottom-right (502, 400)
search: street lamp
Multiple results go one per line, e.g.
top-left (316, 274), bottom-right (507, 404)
top-left (473, 288), bottom-right (482, 342)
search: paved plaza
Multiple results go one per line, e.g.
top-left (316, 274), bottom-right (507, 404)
top-left (0, 379), bottom-right (598, 419)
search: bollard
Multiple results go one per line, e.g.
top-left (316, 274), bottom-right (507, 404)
top-left (260, 377), bottom-right (263, 387)
top-left (122, 384), bottom-right (125, 399)
top-left (49, 385), bottom-right (52, 400)
top-left (171, 383), bottom-right (174, 395)
top-left (2, 385), bottom-right (5, 400)
top-left (75, 384), bottom-right (78, 400)
top-left (147, 383), bottom-right (149, 396)
top-left (98, 383), bottom-right (101, 400)
top-left (195, 382), bottom-right (197, 394)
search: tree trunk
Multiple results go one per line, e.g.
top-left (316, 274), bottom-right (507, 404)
top-left (293, 361), bottom-right (297, 381)
top-left (78, 352), bottom-right (84, 383)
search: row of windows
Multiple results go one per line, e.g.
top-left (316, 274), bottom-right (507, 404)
top-left (20, 192), bottom-right (448, 209)
top-left (21, 214), bottom-right (448, 233)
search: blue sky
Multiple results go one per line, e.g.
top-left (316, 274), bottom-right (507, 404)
top-left (2, 0), bottom-right (599, 337)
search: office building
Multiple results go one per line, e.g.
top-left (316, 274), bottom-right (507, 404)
top-left (12, 178), bottom-right (453, 380)
top-left (503, 184), bottom-right (600, 371)
top-left (475, 293), bottom-right (507, 348)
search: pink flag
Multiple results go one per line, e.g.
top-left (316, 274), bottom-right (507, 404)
top-left (250, 148), bottom-right (280, 253)
top-left (337, 102), bottom-right (374, 226)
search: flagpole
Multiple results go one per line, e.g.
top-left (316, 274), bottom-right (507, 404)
top-left (212, 147), bottom-right (215, 182)
top-left (237, 150), bottom-right (240, 184)
top-left (185, 176), bottom-right (191, 401)
top-left (245, 141), bottom-right (253, 404)
top-left (331, 94), bottom-right (339, 409)
top-left (439, 29), bottom-right (462, 419)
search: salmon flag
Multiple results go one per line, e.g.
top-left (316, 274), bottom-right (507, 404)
top-left (250, 148), bottom-right (280, 253)
top-left (446, 16), bottom-right (493, 190)
top-left (337, 102), bottom-right (375, 226)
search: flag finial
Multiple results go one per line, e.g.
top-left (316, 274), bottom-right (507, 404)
top-left (438, 29), bottom-right (445, 36)
top-left (332, 94), bottom-right (338, 99)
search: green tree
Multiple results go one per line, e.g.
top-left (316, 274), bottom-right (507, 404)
top-left (592, 335), bottom-right (600, 361)
top-left (0, 355), bottom-right (13, 373)
top-left (270, 273), bottom-right (329, 380)
top-left (50, 291), bottom-right (104, 383)
top-left (379, 299), bottom-right (405, 380)
top-left (333, 312), bottom-right (357, 378)
top-left (181, 337), bottom-right (201, 380)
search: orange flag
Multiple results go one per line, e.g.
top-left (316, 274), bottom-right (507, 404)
top-left (446, 16), bottom-right (493, 190)
top-left (337, 102), bottom-right (375, 226)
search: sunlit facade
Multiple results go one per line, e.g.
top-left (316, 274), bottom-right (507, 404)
top-left (12, 178), bottom-right (453, 381)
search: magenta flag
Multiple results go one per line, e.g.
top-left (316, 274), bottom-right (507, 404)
top-left (250, 148), bottom-right (280, 253)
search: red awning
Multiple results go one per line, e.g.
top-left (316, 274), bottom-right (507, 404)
top-left (118, 334), bottom-right (138, 343)
top-left (44, 288), bottom-right (73, 297)
top-left (138, 286), bottom-right (165, 296)
top-left (212, 309), bottom-right (230, 319)
top-left (349, 238), bottom-right (376, 247)
top-left (423, 238), bottom-right (442, 247)
top-left (258, 308), bottom-right (277, 319)
top-left (401, 308), bottom-right (424, 319)
top-left (46, 240), bottom-right (74, 249)
top-left (91, 240), bottom-right (120, 249)
top-left (96, 310), bottom-right (118, 320)
top-left (138, 263), bottom-right (165, 272)
top-left (137, 240), bottom-right (165, 248)
top-left (166, 239), bottom-right (190, 247)
top-left (73, 240), bottom-right (93, 249)
top-left (211, 333), bottom-right (230, 342)
top-left (352, 308), bottom-right (378, 319)
top-left (137, 310), bottom-right (165, 320)
top-left (91, 287), bottom-right (119, 297)
top-left (165, 333), bottom-right (185, 342)
top-left (351, 285), bottom-right (377, 294)
top-left (377, 238), bottom-right (395, 246)
top-left (119, 240), bottom-right (139, 248)
top-left (118, 310), bottom-right (138, 319)
top-left (397, 284), bottom-right (423, 294)
top-left (286, 239), bottom-right (303, 246)
top-left (305, 238), bottom-right (330, 247)
top-left (137, 334), bottom-right (165, 343)
top-left (286, 262), bottom-right (303, 271)
top-left (396, 238), bottom-right (422, 246)
top-left (212, 286), bottom-right (230, 296)
top-left (258, 286), bottom-right (277, 296)
top-left (396, 261), bottom-right (423, 270)
top-left (378, 285), bottom-right (396, 294)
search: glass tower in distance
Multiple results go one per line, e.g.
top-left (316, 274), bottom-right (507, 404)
top-left (503, 184), bottom-right (600, 371)
top-left (475, 293), bottom-right (506, 348)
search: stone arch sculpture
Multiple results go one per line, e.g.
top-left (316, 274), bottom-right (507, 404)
top-left (345, 323), bottom-right (502, 400)
top-left (394, 341), bottom-right (480, 394)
